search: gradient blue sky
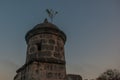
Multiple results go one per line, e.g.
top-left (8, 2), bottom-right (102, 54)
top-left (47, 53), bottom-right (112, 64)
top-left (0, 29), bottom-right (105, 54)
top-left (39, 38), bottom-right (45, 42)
top-left (0, 0), bottom-right (120, 79)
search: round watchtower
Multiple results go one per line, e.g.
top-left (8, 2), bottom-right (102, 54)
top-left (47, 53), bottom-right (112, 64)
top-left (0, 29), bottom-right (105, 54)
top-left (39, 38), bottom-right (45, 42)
top-left (25, 19), bottom-right (66, 64)
top-left (14, 19), bottom-right (67, 80)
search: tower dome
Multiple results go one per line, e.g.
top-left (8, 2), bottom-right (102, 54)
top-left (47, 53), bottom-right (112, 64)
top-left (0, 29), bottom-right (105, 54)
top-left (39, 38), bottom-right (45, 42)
top-left (34, 19), bottom-right (59, 30)
top-left (25, 19), bottom-right (66, 44)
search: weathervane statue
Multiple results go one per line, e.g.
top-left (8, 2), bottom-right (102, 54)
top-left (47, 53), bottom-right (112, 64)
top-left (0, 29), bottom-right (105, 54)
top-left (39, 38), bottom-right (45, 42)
top-left (46, 9), bottom-right (58, 22)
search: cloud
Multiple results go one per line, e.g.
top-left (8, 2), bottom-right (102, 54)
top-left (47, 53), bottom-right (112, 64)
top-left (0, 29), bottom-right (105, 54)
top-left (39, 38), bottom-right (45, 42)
top-left (66, 62), bottom-right (101, 79)
top-left (0, 59), bottom-right (19, 80)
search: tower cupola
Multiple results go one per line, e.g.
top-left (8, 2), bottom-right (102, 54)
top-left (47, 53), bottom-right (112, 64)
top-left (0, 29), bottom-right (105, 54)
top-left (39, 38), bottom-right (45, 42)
top-left (14, 19), bottom-right (67, 80)
top-left (25, 19), bottom-right (66, 44)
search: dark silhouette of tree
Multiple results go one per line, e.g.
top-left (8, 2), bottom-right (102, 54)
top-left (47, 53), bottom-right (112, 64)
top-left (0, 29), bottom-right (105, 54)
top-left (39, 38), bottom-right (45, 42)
top-left (96, 69), bottom-right (120, 80)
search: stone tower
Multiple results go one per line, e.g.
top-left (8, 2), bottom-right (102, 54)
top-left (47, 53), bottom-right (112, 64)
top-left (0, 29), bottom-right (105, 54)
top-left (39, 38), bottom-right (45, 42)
top-left (14, 19), bottom-right (67, 80)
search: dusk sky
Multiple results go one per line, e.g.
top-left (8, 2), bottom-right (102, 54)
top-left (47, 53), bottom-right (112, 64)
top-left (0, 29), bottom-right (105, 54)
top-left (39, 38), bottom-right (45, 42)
top-left (0, 0), bottom-right (120, 80)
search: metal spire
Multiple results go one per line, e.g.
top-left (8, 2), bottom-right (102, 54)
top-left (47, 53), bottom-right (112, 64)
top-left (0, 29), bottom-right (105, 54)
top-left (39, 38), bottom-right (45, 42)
top-left (46, 9), bottom-right (58, 22)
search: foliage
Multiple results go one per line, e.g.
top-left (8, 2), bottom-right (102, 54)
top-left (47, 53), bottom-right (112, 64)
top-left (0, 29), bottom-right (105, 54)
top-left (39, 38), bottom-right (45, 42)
top-left (97, 69), bottom-right (120, 80)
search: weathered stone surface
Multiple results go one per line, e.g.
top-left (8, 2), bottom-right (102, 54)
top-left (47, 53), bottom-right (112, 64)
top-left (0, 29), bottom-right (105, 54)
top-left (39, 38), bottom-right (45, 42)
top-left (14, 20), bottom-right (67, 80)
